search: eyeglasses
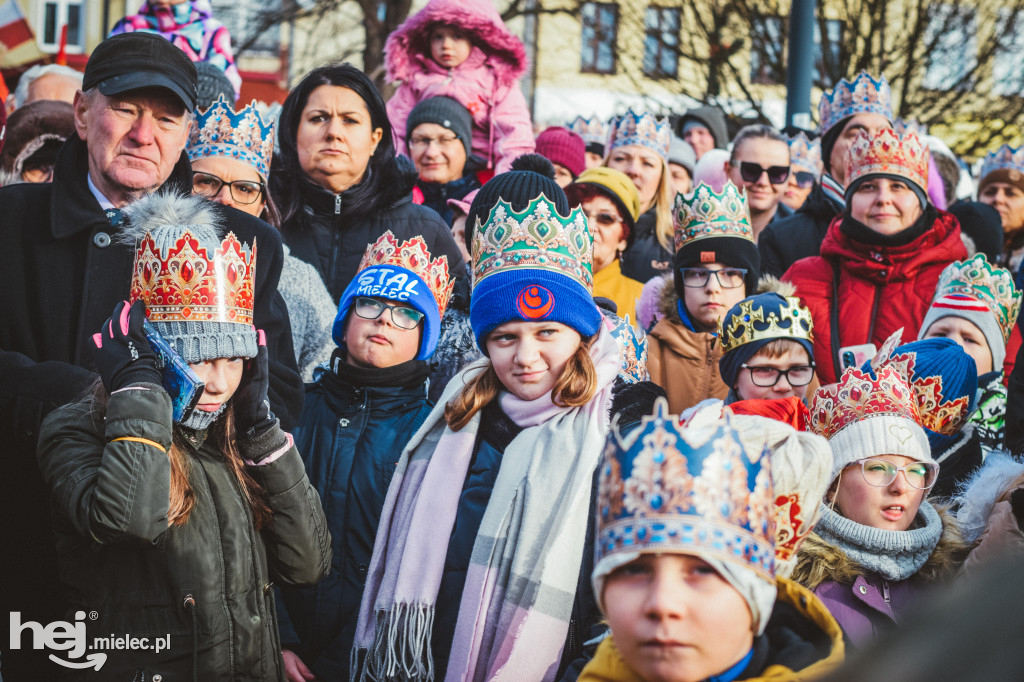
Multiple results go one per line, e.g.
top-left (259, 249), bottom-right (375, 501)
top-left (409, 135), bottom-right (460, 151)
top-left (851, 458), bottom-right (939, 490)
top-left (192, 171), bottom-right (264, 205)
top-left (353, 296), bottom-right (424, 329)
top-left (679, 267), bottom-right (748, 289)
top-left (584, 210), bottom-right (622, 227)
top-left (739, 161), bottom-right (790, 185)
top-left (793, 171), bottom-right (816, 188)
top-left (740, 364), bottom-right (816, 387)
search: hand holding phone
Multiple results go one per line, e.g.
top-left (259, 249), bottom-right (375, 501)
top-left (142, 320), bottom-right (204, 423)
top-left (91, 300), bottom-right (161, 393)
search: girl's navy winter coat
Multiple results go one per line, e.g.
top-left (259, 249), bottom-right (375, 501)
top-left (276, 359), bottom-right (434, 680)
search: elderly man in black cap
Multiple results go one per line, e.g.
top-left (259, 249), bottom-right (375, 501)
top-left (0, 33), bottom-right (302, 679)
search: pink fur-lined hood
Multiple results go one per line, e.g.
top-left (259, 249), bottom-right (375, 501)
top-left (385, 0), bottom-right (528, 87)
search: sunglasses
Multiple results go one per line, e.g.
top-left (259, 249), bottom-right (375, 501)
top-left (584, 211), bottom-right (622, 227)
top-left (739, 161), bottom-right (790, 185)
top-left (793, 171), bottom-right (816, 188)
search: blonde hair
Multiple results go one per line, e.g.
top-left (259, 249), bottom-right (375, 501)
top-left (444, 336), bottom-right (598, 431)
top-left (653, 161), bottom-right (675, 253)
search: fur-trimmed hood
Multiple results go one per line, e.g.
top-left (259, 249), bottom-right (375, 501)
top-left (955, 452), bottom-right (1024, 544)
top-left (385, 0), bottom-right (528, 86)
top-left (792, 504), bottom-right (969, 590)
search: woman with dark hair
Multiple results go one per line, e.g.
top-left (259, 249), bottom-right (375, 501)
top-left (271, 62), bottom-right (465, 301)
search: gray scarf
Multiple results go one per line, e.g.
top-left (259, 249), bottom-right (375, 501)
top-left (815, 501), bottom-right (943, 581)
top-left (181, 403), bottom-right (226, 431)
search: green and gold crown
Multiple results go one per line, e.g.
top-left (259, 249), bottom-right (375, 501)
top-left (932, 254), bottom-right (1021, 344)
top-left (719, 293), bottom-right (814, 354)
top-left (673, 181), bottom-right (754, 252)
top-left (472, 193), bottom-right (594, 291)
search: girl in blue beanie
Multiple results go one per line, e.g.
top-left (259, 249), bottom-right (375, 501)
top-left (352, 190), bottom-right (663, 681)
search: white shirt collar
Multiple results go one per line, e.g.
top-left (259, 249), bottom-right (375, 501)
top-left (87, 173), bottom-right (116, 211)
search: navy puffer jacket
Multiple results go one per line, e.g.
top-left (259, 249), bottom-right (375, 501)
top-left (276, 356), bottom-right (434, 680)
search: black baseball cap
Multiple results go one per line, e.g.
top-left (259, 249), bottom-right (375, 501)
top-left (83, 33), bottom-right (198, 111)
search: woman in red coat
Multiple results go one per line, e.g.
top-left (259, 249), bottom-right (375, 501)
top-left (783, 128), bottom-right (966, 383)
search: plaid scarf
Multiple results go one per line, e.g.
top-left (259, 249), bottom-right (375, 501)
top-left (353, 328), bottom-right (620, 681)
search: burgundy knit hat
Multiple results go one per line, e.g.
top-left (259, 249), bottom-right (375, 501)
top-left (535, 126), bottom-right (585, 178)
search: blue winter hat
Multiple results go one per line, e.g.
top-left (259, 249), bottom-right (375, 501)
top-left (469, 193), bottom-right (602, 349)
top-left (718, 292), bottom-right (815, 388)
top-left (332, 231), bottom-right (455, 361)
top-left (863, 337), bottom-right (977, 449)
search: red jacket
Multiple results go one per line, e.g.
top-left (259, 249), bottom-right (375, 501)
top-left (783, 210), bottom-right (966, 383)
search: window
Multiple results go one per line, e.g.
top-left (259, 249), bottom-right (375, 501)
top-left (36, 0), bottom-right (83, 54)
top-left (581, 2), bottom-right (618, 74)
top-left (749, 17), bottom-right (841, 86)
top-left (922, 4), bottom-right (976, 91)
top-left (993, 8), bottom-right (1024, 96)
top-left (813, 20), bottom-right (842, 86)
top-left (749, 16), bottom-right (784, 84)
top-left (210, 0), bottom-right (282, 57)
top-left (643, 6), bottom-right (680, 78)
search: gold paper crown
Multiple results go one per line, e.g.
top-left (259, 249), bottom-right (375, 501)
top-left (932, 255), bottom-right (1021, 344)
top-left (356, 230), bottom-right (455, 316)
top-left (719, 294), bottom-right (814, 354)
top-left (673, 181), bottom-right (754, 252)
top-left (847, 128), bottom-right (930, 192)
top-left (472, 193), bottom-right (594, 291)
top-left (809, 365), bottom-right (922, 441)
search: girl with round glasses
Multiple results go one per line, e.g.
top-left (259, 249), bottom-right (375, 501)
top-left (793, 362), bottom-right (967, 648)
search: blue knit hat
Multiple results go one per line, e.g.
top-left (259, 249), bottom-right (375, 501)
top-left (718, 292), bottom-right (815, 387)
top-left (333, 231), bottom-right (454, 361)
top-left (470, 193), bottom-right (601, 349)
top-left (864, 337), bottom-right (977, 450)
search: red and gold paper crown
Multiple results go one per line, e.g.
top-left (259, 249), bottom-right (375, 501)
top-left (847, 128), bottom-right (930, 192)
top-left (875, 346), bottom-right (973, 436)
top-left (356, 230), bottom-right (455, 316)
top-left (129, 228), bottom-right (256, 326)
top-left (809, 365), bottom-right (922, 442)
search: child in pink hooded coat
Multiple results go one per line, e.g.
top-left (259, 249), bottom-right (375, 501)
top-left (385, 0), bottom-right (535, 173)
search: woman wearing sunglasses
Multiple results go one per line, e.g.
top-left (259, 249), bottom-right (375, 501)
top-left (724, 124), bottom-right (793, 241)
top-left (565, 167), bottom-right (644, 320)
top-left (188, 95), bottom-right (336, 381)
top-left (793, 361), bottom-right (967, 648)
top-left (782, 132), bottom-right (823, 211)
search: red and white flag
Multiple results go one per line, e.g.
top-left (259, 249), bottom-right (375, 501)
top-left (0, 0), bottom-right (34, 51)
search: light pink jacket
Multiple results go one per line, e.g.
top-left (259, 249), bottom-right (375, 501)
top-left (385, 0), bottom-right (535, 173)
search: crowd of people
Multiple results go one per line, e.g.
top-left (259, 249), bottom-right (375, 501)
top-left (2, 1), bottom-right (1024, 680)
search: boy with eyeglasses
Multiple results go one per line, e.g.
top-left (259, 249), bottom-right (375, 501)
top-left (276, 231), bottom-right (455, 681)
top-left (647, 181), bottom-right (761, 412)
top-left (718, 284), bottom-right (818, 404)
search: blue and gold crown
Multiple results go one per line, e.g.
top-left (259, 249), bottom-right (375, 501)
top-left (472, 193), bottom-right (594, 291)
top-left (607, 314), bottom-right (649, 384)
top-left (980, 145), bottom-right (1024, 182)
top-left (607, 109), bottom-right (672, 160)
top-left (719, 293), bottom-right (814, 354)
top-left (818, 71), bottom-right (893, 133)
top-left (568, 115), bottom-right (609, 147)
top-left (788, 132), bottom-right (822, 176)
top-left (673, 181), bottom-right (754, 252)
top-left (187, 95), bottom-right (276, 180)
top-left (596, 398), bottom-right (776, 580)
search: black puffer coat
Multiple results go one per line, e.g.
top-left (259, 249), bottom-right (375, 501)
top-left (757, 183), bottom-right (842, 278)
top-left (277, 159), bottom-right (466, 302)
top-left (36, 385), bottom-right (331, 681)
top-left (620, 207), bottom-right (672, 283)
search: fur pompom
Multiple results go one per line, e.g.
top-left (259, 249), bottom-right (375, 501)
top-left (117, 192), bottom-right (224, 246)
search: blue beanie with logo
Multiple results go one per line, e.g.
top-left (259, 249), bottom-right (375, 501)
top-left (333, 264), bottom-right (442, 361)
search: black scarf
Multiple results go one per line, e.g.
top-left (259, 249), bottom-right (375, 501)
top-left (840, 204), bottom-right (937, 248)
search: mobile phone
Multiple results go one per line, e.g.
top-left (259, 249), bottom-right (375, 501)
top-left (838, 343), bottom-right (877, 371)
top-left (143, 320), bottom-right (204, 423)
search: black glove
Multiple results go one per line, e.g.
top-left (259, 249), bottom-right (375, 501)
top-left (91, 300), bottom-right (161, 393)
top-left (237, 330), bottom-right (286, 462)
